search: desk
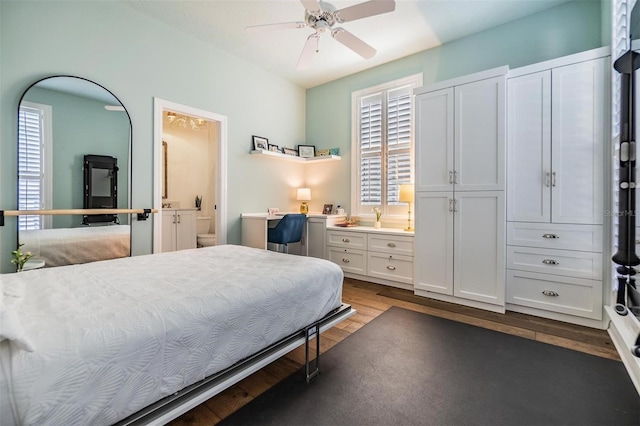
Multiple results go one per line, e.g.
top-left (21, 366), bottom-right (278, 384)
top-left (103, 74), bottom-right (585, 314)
top-left (241, 213), bottom-right (291, 251)
top-left (241, 213), bottom-right (346, 257)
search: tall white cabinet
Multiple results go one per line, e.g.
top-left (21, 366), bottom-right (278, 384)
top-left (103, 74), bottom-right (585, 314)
top-left (414, 67), bottom-right (507, 312)
top-left (505, 48), bottom-right (609, 327)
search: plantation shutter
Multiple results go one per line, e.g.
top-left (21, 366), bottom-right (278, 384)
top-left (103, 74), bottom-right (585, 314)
top-left (612, 0), bottom-right (630, 283)
top-left (18, 105), bottom-right (46, 230)
top-left (360, 93), bottom-right (382, 204)
top-left (387, 86), bottom-right (413, 204)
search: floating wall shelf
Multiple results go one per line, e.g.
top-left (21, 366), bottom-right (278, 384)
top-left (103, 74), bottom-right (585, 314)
top-left (251, 149), bottom-right (341, 163)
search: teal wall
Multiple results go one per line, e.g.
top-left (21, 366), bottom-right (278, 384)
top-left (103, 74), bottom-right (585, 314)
top-left (0, 1), bottom-right (306, 272)
top-left (305, 0), bottom-right (605, 213)
top-left (0, 0), bottom-right (607, 272)
top-left (23, 87), bottom-right (130, 228)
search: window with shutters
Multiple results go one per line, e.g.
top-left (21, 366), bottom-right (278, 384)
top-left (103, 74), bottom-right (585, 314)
top-left (351, 74), bottom-right (422, 220)
top-left (18, 101), bottom-right (52, 230)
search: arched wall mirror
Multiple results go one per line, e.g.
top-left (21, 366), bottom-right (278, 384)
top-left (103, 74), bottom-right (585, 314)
top-left (17, 76), bottom-right (132, 267)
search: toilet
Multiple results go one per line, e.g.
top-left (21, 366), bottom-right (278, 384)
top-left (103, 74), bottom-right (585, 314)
top-left (196, 216), bottom-right (217, 247)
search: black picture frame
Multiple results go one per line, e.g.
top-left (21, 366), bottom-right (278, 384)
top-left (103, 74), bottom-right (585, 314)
top-left (298, 144), bottom-right (316, 158)
top-left (252, 135), bottom-right (268, 151)
top-left (322, 204), bottom-right (333, 215)
top-left (268, 144), bottom-right (280, 153)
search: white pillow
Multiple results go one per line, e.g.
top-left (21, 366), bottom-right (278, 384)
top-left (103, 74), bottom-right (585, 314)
top-left (0, 277), bottom-right (35, 352)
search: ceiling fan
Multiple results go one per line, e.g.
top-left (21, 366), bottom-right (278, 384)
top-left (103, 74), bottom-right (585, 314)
top-left (245, 0), bottom-right (396, 69)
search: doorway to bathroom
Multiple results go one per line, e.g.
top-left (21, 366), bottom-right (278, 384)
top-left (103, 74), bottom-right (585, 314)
top-left (152, 98), bottom-right (227, 253)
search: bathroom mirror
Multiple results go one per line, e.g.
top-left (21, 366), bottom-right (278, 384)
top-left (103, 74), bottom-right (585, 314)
top-left (17, 75), bottom-right (132, 267)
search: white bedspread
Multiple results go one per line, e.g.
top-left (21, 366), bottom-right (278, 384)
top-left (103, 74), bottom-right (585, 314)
top-left (0, 245), bottom-right (343, 425)
top-left (19, 225), bottom-right (130, 267)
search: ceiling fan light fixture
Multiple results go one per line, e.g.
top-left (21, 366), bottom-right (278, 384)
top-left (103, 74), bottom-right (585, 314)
top-left (248, 0), bottom-right (396, 69)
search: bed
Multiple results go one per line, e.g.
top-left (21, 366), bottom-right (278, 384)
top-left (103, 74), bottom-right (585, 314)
top-left (0, 244), bottom-right (349, 425)
top-left (19, 225), bottom-right (130, 267)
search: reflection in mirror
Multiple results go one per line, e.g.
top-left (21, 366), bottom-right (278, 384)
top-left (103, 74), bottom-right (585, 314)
top-left (17, 76), bottom-right (132, 267)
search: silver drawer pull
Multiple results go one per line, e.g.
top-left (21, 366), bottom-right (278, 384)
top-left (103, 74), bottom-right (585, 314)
top-left (342, 238), bottom-right (350, 243)
top-left (387, 265), bottom-right (396, 271)
top-left (542, 234), bottom-right (559, 239)
top-left (542, 290), bottom-right (559, 297)
top-left (542, 259), bottom-right (559, 265)
top-left (387, 242), bottom-right (396, 248)
top-left (341, 258), bottom-right (350, 263)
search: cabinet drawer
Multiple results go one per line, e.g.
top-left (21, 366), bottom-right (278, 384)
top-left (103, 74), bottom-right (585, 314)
top-left (367, 252), bottom-right (413, 284)
top-left (507, 246), bottom-right (602, 279)
top-left (506, 270), bottom-right (602, 320)
top-left (326, 231), bottom-right (367, 249)
top-left (368, 234), bottom-right (414, 256)
top-left (507, 222), bottom-right (602, 252)
top-left (327, 247), bottom-right (367, 275)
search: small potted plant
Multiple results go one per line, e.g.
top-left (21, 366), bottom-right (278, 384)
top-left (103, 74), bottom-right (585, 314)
top-left (11, 243), bottom-right (32, 272)
top-left (372, 207), bottom-right (382, 228)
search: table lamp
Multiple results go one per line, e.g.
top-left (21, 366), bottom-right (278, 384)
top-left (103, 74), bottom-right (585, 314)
top-left (297, 187), bottom-right (311, 214)
top-left (398, 184), bottom-right (414, 231)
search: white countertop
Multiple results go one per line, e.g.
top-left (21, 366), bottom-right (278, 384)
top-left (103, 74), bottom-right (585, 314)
top-left (241, 212), bottom-right (345, 219)
top-left (327, 225), bottom-right (414, 236)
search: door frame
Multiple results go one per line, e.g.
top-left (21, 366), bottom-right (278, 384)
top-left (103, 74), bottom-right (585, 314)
top-left (153, 98), bottom-right (228, 253)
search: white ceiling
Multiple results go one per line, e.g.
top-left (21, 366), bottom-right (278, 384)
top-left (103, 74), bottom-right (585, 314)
top-left (125, 0), bottom-right (571, 89)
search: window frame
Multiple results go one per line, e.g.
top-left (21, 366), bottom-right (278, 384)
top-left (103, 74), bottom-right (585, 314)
top-left (350, 73), bottom-right (423, 222)
top-left (18, 100), bottom-right (53, 230)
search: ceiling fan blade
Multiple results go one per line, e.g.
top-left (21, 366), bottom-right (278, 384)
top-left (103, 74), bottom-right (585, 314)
top-left (245, 21), bottom-right (306, 33)
top-left (300, 0), bottom-right (321, 13)
top-left (331, 28), bottom-right (376, 59)
top-left (336, 0), bottom-right (396, 23)
top-left (297, 33), bottom-right (320, 70)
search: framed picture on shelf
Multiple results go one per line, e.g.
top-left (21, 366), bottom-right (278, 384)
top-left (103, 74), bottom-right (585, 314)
top-left (252, 135), bottom-right (268, 151)
top-left (316, 149), bottom-right (330, 157)
top-left (298, 145), bottom-right (315, 158)
top-left (283, 147), bottom-right (298, 156)
top-left (323, 204), bottom-right (333, 215)
top-left (268, 144), bottom-right (280, 153)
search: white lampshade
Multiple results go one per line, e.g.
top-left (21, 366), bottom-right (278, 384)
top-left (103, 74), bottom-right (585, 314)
top-left (297, 187), bottom-right (311, 201)
top-left (398, 184), bottom-right (414, 203)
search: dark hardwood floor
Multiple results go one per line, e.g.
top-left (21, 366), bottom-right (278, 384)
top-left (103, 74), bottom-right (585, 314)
top-left (170, 278), bottom-right (619, 425)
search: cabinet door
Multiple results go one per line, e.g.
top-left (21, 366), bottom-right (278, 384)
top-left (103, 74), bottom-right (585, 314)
top-left (455, 76), bottom-right (505, 191)
top-left (453, 191), bottom-right (505, 306)
top-left (507, 71), bottom-right (551, 222)
top-left (551, 57), bottom-right (606, 225)
top-left (414, 192), bottom-right (454, 295)
top-left (307, 218), bottom-right (326, 259)
top-left (161, 210), bottom-right (176, 253)
top-left (176, 209), bottom-right (197, 250)
top-left (415, 88), bottom-right (454, 192)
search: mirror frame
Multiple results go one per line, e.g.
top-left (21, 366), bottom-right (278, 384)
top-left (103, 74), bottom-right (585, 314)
top-left (16, 75), bottom-right (133, 260)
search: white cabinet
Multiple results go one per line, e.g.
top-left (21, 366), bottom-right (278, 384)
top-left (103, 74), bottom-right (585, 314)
top-left (505, 50), bottom-right (609, 326)
top-left (326, 227), bottom-right (414, 289)
top-left (306, 215), bottom-right (347, 258)
top-left (414, 191), bottom-right (505, 307)
top-left (162, 209), bottom-right (196, 252)
top-left (507, 57), bottom-right (607, 225)
top-left (415, 74), bottom-right (505, 192)
top-left (414, 68), bottom-right (507, 312)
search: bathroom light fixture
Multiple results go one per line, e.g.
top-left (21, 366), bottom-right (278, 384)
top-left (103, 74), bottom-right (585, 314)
top-left (297, 188), bottom-right (311, 214)
top-left (398, 183), bottom-right (414, 231)
top-left (165, 111), bottom-right (207, 130)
